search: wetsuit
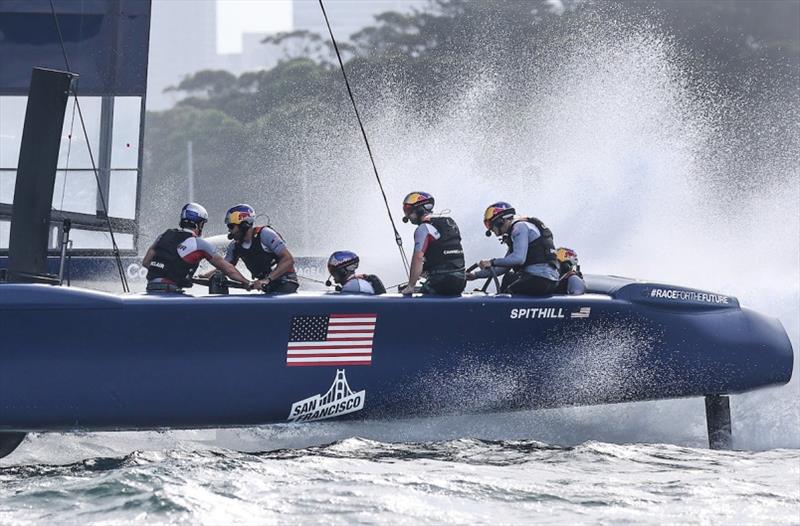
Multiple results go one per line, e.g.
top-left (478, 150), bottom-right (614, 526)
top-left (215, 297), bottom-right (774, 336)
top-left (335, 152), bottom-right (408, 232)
top-left (225, 226), bottom-right (298, 294)
top-left (145, 228), bottom-right (216, 292)
top-left (414, 216), bottom-right (466, 296)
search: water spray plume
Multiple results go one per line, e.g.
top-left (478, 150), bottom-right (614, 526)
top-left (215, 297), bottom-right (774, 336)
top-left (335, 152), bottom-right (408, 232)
top-left (307, 4), bottom-right (798, 448)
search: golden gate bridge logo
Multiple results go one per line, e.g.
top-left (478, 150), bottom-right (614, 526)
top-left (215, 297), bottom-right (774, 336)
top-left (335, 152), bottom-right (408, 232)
top-left (287, 369), bottom-right (366, 422)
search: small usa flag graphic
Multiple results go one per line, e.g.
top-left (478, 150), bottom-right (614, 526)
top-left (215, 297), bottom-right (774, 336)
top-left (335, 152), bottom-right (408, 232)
top-left (286, 313), bottom-right (377, 367)
top-left (570, 307), bottom-right (591, 319)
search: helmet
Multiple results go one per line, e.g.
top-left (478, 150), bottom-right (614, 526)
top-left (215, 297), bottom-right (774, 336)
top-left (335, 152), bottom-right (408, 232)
top-left (180, 203), bottom-right (208, 231)
top-left (556, 247), bottom-right (579, 272)
top-left (483, 202), bottom-right (515, 234)
top-left (327, 250), bottom-right (360, 284)
top-left (225, 204), bottom-right (256, 228)
top-left (402, 191), bottom-right (435, 223)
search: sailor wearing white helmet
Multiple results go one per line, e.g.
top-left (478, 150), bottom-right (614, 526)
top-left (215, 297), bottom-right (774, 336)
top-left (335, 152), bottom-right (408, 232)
top-left (142, 203), bottom-right (252, 293)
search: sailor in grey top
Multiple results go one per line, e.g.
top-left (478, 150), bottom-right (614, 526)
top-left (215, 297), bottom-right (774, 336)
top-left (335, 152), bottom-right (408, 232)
top-left (473, 220), bottom-right (560, 282)
top-left (470, 202), bottom-right (560, 296)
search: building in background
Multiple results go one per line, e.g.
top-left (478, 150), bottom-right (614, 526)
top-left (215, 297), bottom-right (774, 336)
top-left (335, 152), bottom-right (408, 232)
top-left (147, 1), bottom-right (427, 110)
top-left (146, 0), bottom-right (218, 110)
top-left (216, 32), bottom-right (282, 75)
top-left (148, 1), bottom-right (285, 109)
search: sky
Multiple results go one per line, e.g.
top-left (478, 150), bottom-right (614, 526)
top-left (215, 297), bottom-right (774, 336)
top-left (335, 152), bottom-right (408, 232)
top-left (216, 0), bottom-right (293, 54)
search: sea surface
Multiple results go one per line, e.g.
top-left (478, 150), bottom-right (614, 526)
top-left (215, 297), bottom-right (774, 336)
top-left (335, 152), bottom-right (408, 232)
top-left (2, 414), bottom-right (799, 525)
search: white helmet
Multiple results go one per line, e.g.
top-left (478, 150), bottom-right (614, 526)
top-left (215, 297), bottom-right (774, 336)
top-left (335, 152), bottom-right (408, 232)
top-left (180, 202), bottom-right (208, 231)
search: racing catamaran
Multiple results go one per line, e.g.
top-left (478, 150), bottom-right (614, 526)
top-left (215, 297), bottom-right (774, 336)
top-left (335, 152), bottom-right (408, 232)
top-left (0, 1), bottom-right (794, 459)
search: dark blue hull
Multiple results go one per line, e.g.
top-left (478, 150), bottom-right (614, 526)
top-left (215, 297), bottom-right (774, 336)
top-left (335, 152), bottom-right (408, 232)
top-left (0, 276), bottom-right (793, 433)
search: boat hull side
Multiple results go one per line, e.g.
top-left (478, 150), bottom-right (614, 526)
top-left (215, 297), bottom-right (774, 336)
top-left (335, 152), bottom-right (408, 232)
top-left (0, 285), bottom-right (793, 432)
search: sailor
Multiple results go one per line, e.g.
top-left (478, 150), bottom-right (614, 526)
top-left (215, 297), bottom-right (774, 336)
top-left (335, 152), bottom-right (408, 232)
top-left (223, 204), bottom-right (299, 294)
top-left (556, 247), bottom-right (586, 295)
top-left (142, 203), bottom-right (253, 293)
top-left (327, 250), bottom-right (386, 294)
top-left (400, 191), bottom-right (466, 296)
top-left (467, 202), bottom-right (560, 296)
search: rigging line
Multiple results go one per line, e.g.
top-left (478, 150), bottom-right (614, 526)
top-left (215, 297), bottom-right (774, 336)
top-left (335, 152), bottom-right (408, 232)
top-left (58, 95), bottom-right (77, 211)
top-left (296, 273), bottom-right (328, 285)
top-left (49, 0), bottom-right (129, 292)
top-left (317, 0), bottom-right (410, 277)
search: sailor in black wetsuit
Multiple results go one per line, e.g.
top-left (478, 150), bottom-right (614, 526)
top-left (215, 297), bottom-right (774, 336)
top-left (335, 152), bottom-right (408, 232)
top-left (400, 191), bottom-right (466, 296)
top-left (223, 204), bottom-right (299, 294)
top-left (467, 202), bottom-right (559, 296)
top-left (142, 203), bottom-right (253, 293)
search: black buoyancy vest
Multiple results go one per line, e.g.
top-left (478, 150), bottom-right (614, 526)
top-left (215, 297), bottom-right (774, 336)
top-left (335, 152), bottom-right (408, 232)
top-left (506, 217), bottom-right (558, 269)
top-left (360, 274), bottom-right (387, 294)
top-left (422, 216), bottom-right (466, 274)
top-left (233, 226), bottom-right (280, 279)
top-left (146, 229), bottom-right (197, 286)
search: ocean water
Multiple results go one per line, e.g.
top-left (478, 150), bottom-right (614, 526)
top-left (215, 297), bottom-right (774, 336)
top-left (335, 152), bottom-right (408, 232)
top-left (1, 434), bottom-right (799, 525)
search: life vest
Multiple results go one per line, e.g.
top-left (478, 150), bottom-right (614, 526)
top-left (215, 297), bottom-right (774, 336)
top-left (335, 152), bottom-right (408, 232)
top-left (359, 274), bottom-right (386, 294)
top-left (145, 229), bottom-right (197, 286)
top-left (505, 217), bottom-right (558, 270)
top-left (421, 216), bottom-right (465, 274)
top-left (233, 226), bottom-right (281, 280)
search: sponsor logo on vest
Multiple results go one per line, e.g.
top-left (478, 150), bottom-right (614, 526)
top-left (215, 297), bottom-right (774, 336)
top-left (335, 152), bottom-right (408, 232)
top-left (443, 249), bottom-right (463, 255)
top-left (649, 288), bottom-right (730, 304)
top-left (288, 369), bottom-right (365, 422)
top-left (148, 261), bottom-right (165, 269)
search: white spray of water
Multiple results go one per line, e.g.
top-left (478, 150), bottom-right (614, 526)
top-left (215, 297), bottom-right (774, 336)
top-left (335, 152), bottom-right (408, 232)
top-left (296, 9), bottom-right (799, 449)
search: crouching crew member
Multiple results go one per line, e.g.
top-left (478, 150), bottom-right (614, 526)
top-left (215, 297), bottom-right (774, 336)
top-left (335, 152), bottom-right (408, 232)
top-left (143, 203), bottom-right (253, 293)
top-left (400, 191), bottom-right (466, 296)
top-left (224, 204), bottom-right (299, 294)
top-left (556, 247), bottom-right (586, 295)
top-left (467, 202), bottom-right (559, 296)
top-left (327, 251), bottom-right (386, 294)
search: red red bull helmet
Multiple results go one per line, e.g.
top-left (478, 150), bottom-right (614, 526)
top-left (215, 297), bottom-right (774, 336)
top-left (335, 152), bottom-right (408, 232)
top-left (402, 191), bottom-right (435, 223)
top-left (225, 204), bottom-right (255, 229)
top-left (483, 202), bottom-right (515, 235)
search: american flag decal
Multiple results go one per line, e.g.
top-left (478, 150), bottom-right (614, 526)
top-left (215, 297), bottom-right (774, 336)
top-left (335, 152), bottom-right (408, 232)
top-left (570, 307), bottom-right (591, 319)
top-left (286, 313), bottom-right (377, 367)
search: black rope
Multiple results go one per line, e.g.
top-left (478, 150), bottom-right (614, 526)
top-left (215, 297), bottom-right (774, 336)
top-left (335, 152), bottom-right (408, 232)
top-left (317, 0), bottom-right (410, 277)
top-left (59, 96), bottom-right (77, 211)
top-left (49, 0), bottom-right (129, 292)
